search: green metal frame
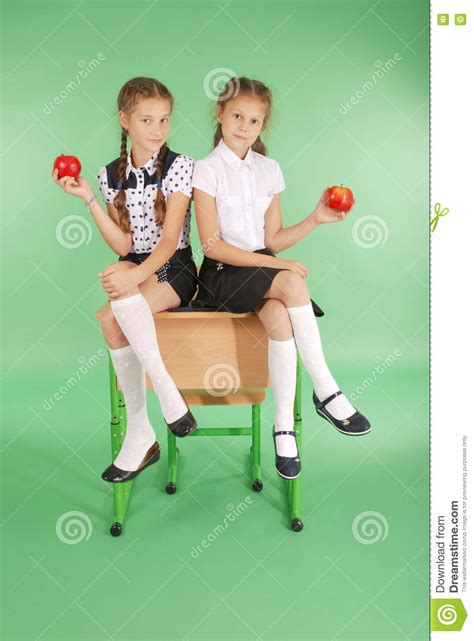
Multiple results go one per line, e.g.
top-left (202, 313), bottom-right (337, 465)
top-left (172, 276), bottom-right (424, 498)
top-left (106, 353), bottom-right (304, 534)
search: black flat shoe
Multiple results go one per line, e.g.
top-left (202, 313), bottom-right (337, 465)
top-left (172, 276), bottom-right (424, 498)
top-left (272, 429), bottom-right (301, 480)
top-left (310, 297), bottom-right (325, 317)
top-left (312, 391), bottom-right (371, 436)
top-left (101, 441), bottom-right (161, 483)
top-left (165, 390), bottom-right (197, 438)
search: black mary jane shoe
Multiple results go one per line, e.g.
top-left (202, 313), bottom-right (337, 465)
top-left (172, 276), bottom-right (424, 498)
top-left (101, 441), bottom-right (161, 483)
top-left (165, 390), bottom-right (197, 438)
top-left (312, 391), bottom-right (371, 436)
top-left (272, 429), bottom-right (301, 480)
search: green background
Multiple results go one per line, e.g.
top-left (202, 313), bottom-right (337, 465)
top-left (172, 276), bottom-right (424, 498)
top-left (1, 0), bottom-right (429, 639)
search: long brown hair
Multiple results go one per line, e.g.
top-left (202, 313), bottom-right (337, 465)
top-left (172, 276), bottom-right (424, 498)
top-left (114, 77), bottom-right (174, 232)
top-left (212, 76), bottom-right (272, 156)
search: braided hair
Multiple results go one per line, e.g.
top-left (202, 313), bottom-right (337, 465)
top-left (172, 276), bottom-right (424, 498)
top-left (212, 76), bottom-right (272, 156)
top-left (114, 77), bottom-right (174, 232)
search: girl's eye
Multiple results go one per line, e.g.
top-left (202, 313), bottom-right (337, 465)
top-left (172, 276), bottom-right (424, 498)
top-left (161, 117), bottom-right (169, 123)
top-left (233, 114), bottom-right (241, 119)
top-left (142, 119), bottom-right (150, 123)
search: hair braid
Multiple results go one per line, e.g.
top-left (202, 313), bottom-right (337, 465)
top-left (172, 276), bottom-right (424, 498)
top-left (251, 135), bottom-right (268, 156)
top-left (113, 128), bottom-right (130, 233)
top-left (153, 143), bottom-right (169, 226)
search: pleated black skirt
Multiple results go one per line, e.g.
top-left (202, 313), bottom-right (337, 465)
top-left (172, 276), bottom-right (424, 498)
top-left (191, 247), bottom-right (324, 316)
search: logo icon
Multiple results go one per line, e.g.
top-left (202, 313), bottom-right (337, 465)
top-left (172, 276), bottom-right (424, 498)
top-left (430, 599), bottom-right (468, 631)
top-left (455, 14), bottom-right (466, 25)
top-left (437, 14), bottom-right (449, 25)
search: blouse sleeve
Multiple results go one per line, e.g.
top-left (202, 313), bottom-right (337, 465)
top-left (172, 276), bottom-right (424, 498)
top-left (97, 166), bottom-right (117, 204)
top-left (272, 160), bottom-right (286, 195)
top-left (165, 155), bottom-right (194, 199)
top-left (191, 160), bottom-right (218, 197)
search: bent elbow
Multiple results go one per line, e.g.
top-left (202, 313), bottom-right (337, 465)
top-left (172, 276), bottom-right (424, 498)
top-left (203, 246), bottom-right (215, 259)
top-left (202, 238), bottom-right (221, 260)
top-left (265, 239), bottom-right (274, 254)
top-left (115, 240), bottom-right (132, 257)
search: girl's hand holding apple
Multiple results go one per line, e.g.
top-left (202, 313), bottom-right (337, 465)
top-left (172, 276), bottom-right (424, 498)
top-left (51, 164), bottom-right (94, 203)
top-left (311, 185), bottom-right (355, 225)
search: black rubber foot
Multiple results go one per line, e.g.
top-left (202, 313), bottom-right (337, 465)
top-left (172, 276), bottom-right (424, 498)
top-left (165, 482), bottom-right (177, 494)
top-left (252, 479), bottom-right (263, 492)
top-left (291, 518), bottom-right (304, 532)
top-left (110, 522), bottom-right (122, 537)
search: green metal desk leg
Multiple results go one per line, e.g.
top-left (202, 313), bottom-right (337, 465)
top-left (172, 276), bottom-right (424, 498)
top-left (288, 353), bottom-right (303, 532)
top-left (251, 404), bottom-right (263, 492)
top-left (108, 355), bottom-right (133, 537)
top-left (165, 429), bottom-right (178, 495)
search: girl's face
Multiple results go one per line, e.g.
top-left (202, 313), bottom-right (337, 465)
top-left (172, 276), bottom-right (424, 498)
top-left (119, 96), bottom-right (171, 155)
top-left (217, 94), bottom-right (267, 154)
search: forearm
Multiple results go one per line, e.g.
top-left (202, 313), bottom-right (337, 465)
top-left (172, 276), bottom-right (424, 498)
top-left (205, 239), bottom-right (282, 268)
top-left (269, 213), bottom-right (320, 253)
top-left (87, 197), bottom-right (131, 255)
top-left (132, 237), bottom-right (177, 282)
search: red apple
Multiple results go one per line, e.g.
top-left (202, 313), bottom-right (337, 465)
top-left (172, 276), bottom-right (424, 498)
top-left (53, 154), bottom-right (82, 179)
top-left (325, 185), bottom-right (354, 212)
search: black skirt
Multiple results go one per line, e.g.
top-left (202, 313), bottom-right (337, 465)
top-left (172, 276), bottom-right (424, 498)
top-left (119, 245), bottom-right (198, 306)
top-left (191, 247), bottom-right (324, 316)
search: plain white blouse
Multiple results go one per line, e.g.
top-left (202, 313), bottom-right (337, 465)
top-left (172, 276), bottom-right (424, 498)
top-left (192, 139), bottom-right (285, 251)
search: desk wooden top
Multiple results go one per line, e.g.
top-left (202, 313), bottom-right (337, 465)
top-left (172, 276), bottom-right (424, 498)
top-left (95, 301), bottom-right (255, 320)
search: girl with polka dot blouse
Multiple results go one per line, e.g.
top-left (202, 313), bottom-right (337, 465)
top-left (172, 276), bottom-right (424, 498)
top-left (192, 76), bottom-right (371, 481)
top-left (52, 77), bottom-right (198, 483)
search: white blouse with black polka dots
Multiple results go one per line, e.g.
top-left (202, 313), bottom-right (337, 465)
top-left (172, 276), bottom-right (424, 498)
top-left (97, 148), bottom-right (193, 254)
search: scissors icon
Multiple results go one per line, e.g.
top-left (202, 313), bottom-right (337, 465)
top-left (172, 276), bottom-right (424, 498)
top-left (430, 202), bottom-right (449, 232)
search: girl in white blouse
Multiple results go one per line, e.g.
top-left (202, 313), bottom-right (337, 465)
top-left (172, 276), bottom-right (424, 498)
top-left (192, 76), bottom-right (371, 480)
top-left (52, 77), bottom-right (198, 483)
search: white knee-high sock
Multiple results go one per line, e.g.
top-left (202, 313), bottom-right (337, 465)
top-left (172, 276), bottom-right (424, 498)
top-left (287, 303), bottom-right (356, 420)
top-left (110, 293), bottom-right (187, 423)
top-left (109, 345), bottom-right (156, 471)
top-left (268, 338), bottom-right (298, 457)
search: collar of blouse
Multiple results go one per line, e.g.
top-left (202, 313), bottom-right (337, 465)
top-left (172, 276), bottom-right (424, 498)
top-left (125, 148), bottom-right (160, 180)
top-left (215, 138), bottom-right (255, 172)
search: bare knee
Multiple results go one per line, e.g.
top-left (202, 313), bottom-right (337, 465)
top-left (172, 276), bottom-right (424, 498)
top-left (271, 271), bottom-right (310, 306)
top-left (256, 299), bottom-right (293, 340)
top-left (107, 260), bottom-right (135, 272)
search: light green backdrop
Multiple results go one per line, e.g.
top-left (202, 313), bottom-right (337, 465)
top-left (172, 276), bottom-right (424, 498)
top-left (1, 1), bottom-right (429, 639)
